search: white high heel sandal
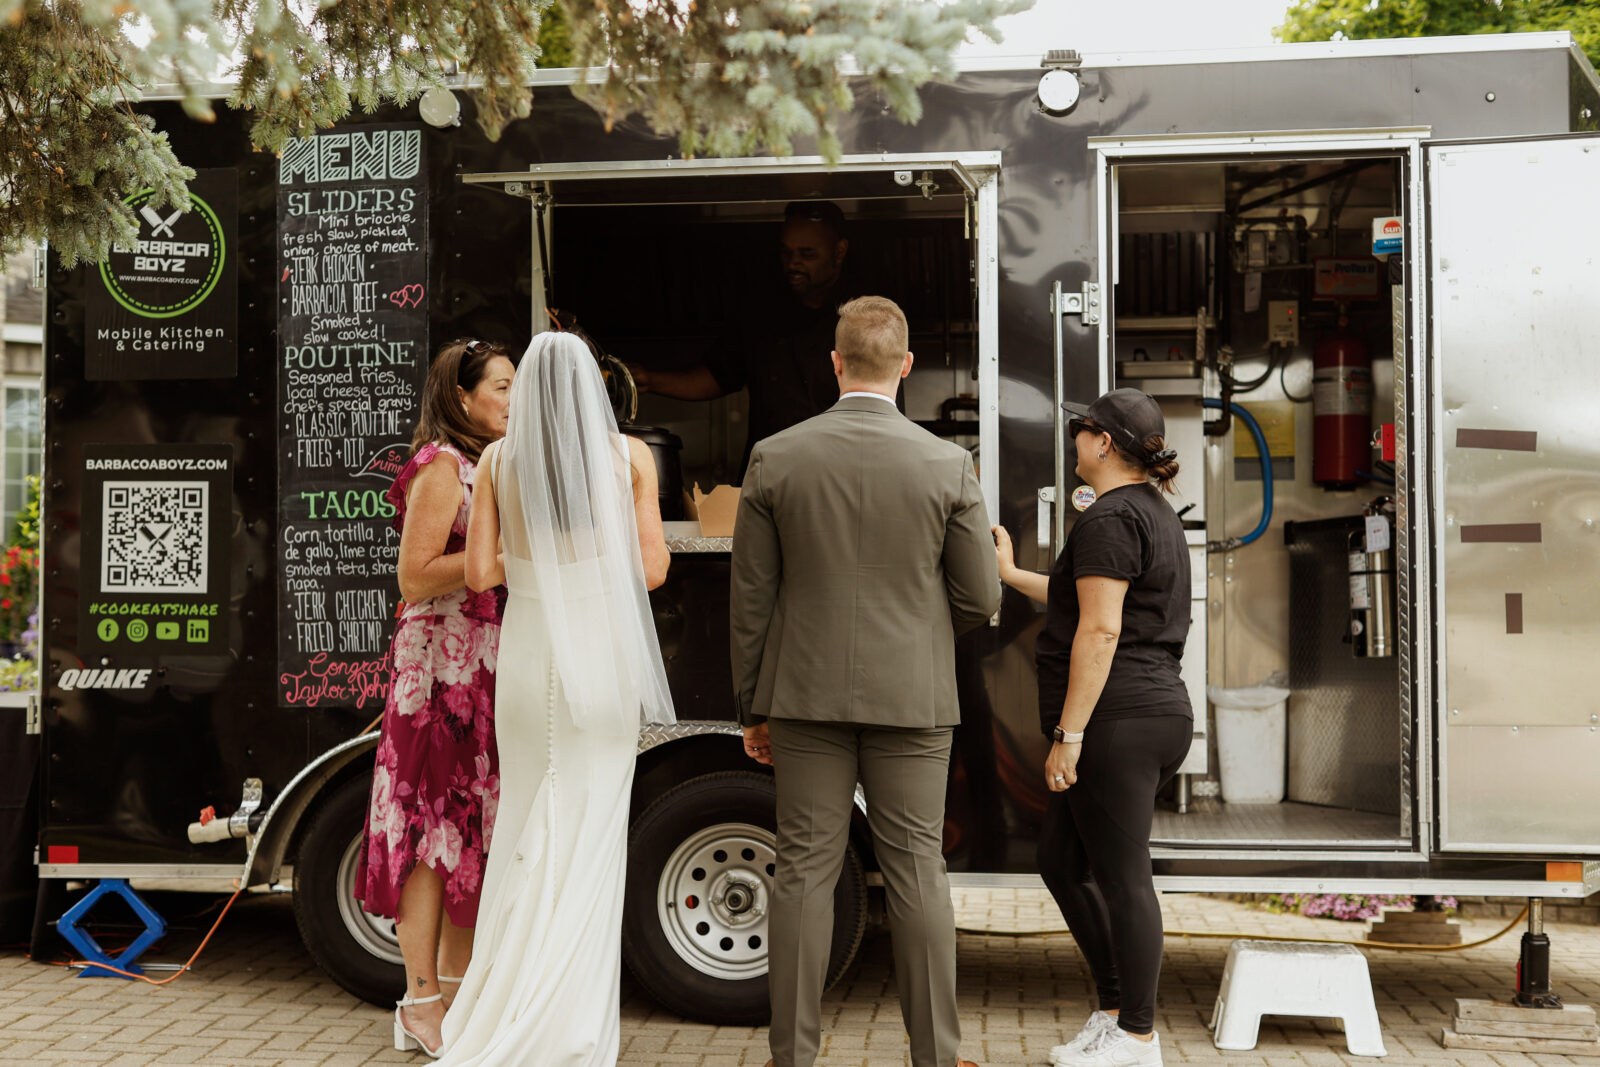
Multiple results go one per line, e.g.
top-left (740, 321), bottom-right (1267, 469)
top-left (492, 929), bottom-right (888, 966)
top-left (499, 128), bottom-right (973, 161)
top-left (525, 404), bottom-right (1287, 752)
top-left (394, 992), bottom-right (444, 1058)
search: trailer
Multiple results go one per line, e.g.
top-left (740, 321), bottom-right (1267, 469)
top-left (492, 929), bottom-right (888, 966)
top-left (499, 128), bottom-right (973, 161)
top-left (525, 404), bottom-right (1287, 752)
top-left (30, 31), bottom-right (1600, 1023)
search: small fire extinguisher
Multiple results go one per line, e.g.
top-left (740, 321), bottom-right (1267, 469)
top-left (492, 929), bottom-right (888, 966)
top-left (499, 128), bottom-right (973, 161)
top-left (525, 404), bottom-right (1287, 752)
top-left (1347, 498), bottom-right (1395, 658)
top-left (1313, 312), bottom-right (1372, 489)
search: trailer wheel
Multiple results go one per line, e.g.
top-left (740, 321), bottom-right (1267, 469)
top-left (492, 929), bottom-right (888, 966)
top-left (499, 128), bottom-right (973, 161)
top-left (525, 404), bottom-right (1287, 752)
top-left (622, 770), bottom-right (867, 1025)
top-left (292, 774), bottom-right (405, 1006)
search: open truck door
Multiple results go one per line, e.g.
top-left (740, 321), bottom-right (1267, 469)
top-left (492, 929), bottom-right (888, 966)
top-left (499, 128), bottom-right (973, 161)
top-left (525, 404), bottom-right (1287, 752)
top-left (1425, 133), bottom-right (1600, 856)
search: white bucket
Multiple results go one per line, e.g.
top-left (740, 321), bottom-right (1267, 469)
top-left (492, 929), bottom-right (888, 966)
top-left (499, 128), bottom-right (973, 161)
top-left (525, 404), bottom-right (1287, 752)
top-left (1207, 685), bottom-right (1290, 805)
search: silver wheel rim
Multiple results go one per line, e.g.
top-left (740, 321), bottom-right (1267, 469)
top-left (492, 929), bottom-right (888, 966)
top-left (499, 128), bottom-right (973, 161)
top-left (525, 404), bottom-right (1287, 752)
top-left (335, 833), bottom-right (404, 966)
top-left (656, 823), bottom-right (775, 981)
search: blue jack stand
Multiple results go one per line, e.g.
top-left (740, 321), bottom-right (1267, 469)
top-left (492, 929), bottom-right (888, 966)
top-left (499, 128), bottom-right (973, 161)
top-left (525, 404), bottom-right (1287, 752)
top-left (57, 879), bottom-right (168, 978)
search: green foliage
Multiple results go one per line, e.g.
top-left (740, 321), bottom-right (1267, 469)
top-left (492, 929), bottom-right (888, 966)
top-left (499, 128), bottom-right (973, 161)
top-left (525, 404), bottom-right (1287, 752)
top-left (0, 0), bottom-right (1030, 265)
top-left (1277, 0), bottom-right (1600, 70)
top-left (8, 475), bottom-right (39, 550)
top-left (0, 1), bottom-right (198, 267)
top-left (569, 0), bottom-right (1030, 162)
top-left (536, 2), bottom-right (573, 70)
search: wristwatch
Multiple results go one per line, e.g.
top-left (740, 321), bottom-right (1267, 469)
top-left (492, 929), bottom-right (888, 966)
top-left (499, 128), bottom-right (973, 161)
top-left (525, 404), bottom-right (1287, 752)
top-left (1052, 726), bottom-right (1085, 744)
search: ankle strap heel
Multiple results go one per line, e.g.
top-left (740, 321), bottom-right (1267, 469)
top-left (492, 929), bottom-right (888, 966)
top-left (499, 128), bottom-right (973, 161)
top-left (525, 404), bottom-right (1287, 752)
top-left (394, 993), bottom-right (444, 1058)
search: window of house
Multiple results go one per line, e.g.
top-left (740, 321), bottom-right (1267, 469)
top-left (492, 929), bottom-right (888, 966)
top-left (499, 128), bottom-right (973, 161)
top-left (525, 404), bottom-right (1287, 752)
top-left (2, 381), bottom-right (41, 536)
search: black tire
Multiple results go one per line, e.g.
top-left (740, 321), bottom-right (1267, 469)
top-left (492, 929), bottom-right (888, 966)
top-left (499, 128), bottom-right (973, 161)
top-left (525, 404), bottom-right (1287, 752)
top-left (622, 770), bottom-right (867, 1026)
top-left (292, 774), bottom-right (406, 1006)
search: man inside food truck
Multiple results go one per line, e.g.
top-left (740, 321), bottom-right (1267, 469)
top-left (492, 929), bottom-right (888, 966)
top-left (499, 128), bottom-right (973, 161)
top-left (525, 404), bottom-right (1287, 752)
top-left (628, 200), bottom-right (863, 478)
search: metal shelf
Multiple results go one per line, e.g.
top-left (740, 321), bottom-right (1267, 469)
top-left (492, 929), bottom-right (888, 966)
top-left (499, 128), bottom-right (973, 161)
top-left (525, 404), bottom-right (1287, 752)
top-left (1117, 359), bottom-right (1202, 380)
top-left (1116, 313), bottom-right (1216, 332)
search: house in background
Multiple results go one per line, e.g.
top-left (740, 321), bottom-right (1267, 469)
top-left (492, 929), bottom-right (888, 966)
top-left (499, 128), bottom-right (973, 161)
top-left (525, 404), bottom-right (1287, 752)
top-left (2, 249), bottom-right (43, 536)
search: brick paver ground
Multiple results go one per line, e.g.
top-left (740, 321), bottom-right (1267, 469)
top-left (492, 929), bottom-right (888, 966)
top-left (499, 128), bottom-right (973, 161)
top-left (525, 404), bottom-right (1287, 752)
top-left (3, 887), bottom-right (1597, 1065)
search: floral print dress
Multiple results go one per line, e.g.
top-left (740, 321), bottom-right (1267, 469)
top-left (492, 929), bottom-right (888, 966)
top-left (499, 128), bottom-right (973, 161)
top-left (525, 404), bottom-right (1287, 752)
top-left (356, 442), bottom-right (505, 926)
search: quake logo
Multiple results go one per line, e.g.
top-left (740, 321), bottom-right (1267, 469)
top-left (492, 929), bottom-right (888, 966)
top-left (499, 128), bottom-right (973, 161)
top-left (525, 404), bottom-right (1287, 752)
top-left (58, 668), bottom-right (154, 691)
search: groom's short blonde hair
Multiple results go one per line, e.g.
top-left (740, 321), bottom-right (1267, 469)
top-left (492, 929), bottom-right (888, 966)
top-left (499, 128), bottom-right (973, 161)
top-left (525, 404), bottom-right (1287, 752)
top-left (835, 296), bottom-right (908, 381)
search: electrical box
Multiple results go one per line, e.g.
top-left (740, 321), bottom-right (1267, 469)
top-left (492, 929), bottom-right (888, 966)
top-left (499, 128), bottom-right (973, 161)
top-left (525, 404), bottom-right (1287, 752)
top-left (1268, 300), bottom-right (1299, 345)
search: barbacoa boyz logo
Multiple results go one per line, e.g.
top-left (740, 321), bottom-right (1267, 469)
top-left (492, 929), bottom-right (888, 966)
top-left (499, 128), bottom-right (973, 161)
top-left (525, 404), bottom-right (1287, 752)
top-left (100, 188), bottom-right (227, 319)
top-left (84, 169), bottom-right (239, 381)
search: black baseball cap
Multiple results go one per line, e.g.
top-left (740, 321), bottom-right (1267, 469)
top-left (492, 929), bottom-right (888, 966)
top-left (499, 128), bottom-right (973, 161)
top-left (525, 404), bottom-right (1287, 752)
top-left (1063, 388), bottom-right (1173, 462)
top-left (783, 199), bottom-right (847, 235)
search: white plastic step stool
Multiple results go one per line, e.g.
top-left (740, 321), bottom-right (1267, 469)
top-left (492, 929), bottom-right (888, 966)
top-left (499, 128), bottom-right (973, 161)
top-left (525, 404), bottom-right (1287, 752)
top-left (1208, 939), bottom-right (1387, 1056)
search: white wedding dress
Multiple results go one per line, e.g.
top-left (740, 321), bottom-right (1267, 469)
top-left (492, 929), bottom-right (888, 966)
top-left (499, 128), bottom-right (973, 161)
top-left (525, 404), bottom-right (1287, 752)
top-left (438, 334), bottom-right (673, 1067)
top-left (436, 554), bottom-right (639, 1066)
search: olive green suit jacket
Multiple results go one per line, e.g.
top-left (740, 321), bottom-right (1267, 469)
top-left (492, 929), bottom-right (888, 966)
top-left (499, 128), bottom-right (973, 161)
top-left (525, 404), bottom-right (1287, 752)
top-left (730, 394), bottom-right (1001, 728)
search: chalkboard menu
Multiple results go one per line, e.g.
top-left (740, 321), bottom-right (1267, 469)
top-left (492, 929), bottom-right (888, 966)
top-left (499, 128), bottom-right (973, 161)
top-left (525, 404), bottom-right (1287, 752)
top-left (275, 125), bottom-right (428, 709)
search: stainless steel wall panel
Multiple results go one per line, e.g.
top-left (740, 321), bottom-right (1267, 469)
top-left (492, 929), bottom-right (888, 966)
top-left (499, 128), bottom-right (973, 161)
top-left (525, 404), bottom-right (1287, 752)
top-left (1284, 519), bottom-right (1403, 815)
top-left (1443, 727), bottom-right (1600, 852)
top-left (1429, 135), bottom-right (1600, 852)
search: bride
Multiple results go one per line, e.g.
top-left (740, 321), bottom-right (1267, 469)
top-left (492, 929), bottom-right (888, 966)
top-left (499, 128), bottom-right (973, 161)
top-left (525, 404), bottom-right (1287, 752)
top-left (432, 331), bottom-right (675, 1064)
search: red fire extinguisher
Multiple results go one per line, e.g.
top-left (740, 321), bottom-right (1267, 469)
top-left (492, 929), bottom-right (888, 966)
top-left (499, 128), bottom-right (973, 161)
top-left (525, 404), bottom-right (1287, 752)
top-left (1313, 313), bottom-right (1372, 489)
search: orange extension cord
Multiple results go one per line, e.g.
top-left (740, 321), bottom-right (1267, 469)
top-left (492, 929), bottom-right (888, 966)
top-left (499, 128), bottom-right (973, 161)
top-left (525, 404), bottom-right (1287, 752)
top-left (958, 904), bottom-right (1532, 954)
top-left (35, 887), bottom-right (245, 986)
top-left (36, 719), bottom-right (387, 986)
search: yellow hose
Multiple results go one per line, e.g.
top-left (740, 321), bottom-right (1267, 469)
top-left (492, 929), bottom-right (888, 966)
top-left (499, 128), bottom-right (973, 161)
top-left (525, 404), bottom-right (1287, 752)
top-left (956, 904), bottom-right (1530, 954)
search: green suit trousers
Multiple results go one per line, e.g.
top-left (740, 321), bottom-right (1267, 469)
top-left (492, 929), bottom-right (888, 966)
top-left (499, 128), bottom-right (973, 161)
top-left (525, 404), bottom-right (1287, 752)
top-left (766, 718), bottom-right (959, 1067)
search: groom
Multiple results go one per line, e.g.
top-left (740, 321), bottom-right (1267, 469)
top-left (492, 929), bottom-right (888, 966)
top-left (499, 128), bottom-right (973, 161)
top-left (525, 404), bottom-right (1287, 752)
top-left (731, 296), bottom-right (1000, 1067)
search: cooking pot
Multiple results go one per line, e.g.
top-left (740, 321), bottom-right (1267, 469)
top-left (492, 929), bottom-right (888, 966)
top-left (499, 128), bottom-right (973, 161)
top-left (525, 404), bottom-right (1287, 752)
top-left (626, 426), bottom-right (686, 521)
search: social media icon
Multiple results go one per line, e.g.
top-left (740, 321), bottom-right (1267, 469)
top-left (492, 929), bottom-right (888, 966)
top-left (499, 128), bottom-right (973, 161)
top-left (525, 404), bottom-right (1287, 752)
top-left (127, 619), bottom-right (149, 642)
top-left (156, 621), bottom-right (180, 641)
top-left (96, 618), bottom-right (119, 642)
top-left (186, 620), bottom-right (209, 643)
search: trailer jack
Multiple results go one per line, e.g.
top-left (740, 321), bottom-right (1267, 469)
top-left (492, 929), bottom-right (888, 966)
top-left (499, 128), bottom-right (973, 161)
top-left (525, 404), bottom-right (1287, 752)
top-left (58, 879), bottom-right (168, 978)
top-left (1514, 898), bottom-right (1563, 1009)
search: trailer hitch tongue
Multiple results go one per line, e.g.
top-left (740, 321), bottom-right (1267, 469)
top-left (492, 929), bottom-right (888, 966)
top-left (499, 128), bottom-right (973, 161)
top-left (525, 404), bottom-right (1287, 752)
top-left (186, 778), bottom-right (265, 844)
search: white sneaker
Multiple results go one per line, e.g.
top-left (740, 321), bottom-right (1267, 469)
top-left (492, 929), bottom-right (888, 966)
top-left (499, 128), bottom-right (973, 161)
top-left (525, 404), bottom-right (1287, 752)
top-left (1049, 1010), bottom-right (1118, 1064)
top-left (1055, 1026), bottom-right (1162, 1067)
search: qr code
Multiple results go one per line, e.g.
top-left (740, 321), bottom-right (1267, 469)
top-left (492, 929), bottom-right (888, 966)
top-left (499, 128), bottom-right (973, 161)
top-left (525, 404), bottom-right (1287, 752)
top-left (102, 481), bottom-right (209, 594)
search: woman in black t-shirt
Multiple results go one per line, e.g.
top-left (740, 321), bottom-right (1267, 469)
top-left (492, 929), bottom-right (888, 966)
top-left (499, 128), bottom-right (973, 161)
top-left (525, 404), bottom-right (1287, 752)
top-left (993, 388), bottom-right (1190, 1067)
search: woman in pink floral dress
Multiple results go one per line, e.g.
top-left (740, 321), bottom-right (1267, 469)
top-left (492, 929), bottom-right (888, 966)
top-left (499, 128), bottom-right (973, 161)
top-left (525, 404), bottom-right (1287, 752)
top-left (355, 338), bottom-right (515, 1057)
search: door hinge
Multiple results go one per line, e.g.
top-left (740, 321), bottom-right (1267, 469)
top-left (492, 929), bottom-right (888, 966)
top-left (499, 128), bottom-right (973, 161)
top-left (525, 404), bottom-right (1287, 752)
top-left (32, 244), bottom-right (47, 290)
top-left (25, 692), bottom-right (40, 735)
top-left (1052, 281), bottom-right (1101, 326)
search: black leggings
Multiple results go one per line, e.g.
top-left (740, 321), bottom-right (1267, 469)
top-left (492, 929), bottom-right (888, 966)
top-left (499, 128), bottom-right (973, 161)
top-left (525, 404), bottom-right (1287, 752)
top-left (1037, 714), bottom-right (1192, 1036)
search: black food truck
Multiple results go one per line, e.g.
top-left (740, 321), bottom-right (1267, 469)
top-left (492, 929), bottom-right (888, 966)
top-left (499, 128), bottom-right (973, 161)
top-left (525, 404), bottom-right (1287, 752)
top-left (24, 30), bottom-right (1600, 1023)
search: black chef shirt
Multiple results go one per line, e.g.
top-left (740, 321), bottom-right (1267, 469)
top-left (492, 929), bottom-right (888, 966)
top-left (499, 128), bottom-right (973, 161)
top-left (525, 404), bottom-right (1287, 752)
top-left (708, 286), bottom-right (857, 479)
top-left (1035, 482), bottom-right (1192, 736)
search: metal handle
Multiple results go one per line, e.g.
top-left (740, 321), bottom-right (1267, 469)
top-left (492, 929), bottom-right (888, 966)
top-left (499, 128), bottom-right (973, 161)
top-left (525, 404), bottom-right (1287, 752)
top-left (1049, 281), bottom-right (1068, 558)
top-left (1037, 487), bottom-right (1056, 552)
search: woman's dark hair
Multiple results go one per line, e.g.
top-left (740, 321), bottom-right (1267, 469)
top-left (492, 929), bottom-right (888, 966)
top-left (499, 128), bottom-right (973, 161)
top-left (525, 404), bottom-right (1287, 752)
top-left (1110, 434), bottom-right (1181, 494)
top-left (411, 338), bottom-right (511, 463)
top-left (1141, 435), bottom-right (1180, 493)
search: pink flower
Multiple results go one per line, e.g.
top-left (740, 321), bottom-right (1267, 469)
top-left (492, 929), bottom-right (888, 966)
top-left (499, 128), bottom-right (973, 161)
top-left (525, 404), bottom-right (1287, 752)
top-left (391, 660), bottom-right (431, 716)
top-left (392, 616), bottom-right (431, 660)
top-left (420, 821), bottom-right (464, 871)
top-left (433, 614), bottom-right (477, 686)
top-left (479, 623), bottom-right (500, 674)
top-left (453, 847), bottom-right (482, 899)
top-left (442, 682), bottom-right (475, 724)
top-left (473, 753), bottom-right (500, 845)
top-left (387, 839), bottom-right (409, 883)
top-left (368, 765), bottom-right (394, 835)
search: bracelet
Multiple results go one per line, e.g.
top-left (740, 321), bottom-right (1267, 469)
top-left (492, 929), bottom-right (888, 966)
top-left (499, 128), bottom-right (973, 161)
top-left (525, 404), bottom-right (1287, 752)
top-left (1051, 726), bottom-right (1084, 744)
